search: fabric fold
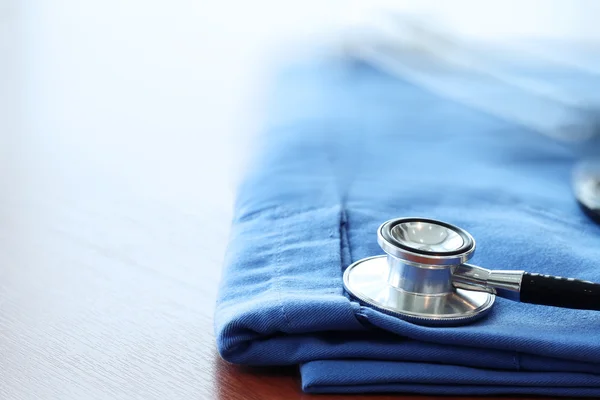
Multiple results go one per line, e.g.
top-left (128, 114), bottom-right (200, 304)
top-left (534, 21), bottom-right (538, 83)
top-left (302, 360), bottom-right (600, 396)
top-left (215, 54), bottom-right (600, 395)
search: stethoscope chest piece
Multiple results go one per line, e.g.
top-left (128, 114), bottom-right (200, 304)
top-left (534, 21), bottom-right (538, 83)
top-left (343, 218), bottom-right (495, 326)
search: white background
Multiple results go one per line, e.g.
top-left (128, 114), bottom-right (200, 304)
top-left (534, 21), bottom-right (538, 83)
top-left (2, 0), bottom-right (600, 218)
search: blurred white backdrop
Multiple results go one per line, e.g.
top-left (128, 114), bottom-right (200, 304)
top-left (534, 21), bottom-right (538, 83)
top-left (366, 0), bottom-right (600, 40)
top-left (3, 0), bottom-right (600, 218)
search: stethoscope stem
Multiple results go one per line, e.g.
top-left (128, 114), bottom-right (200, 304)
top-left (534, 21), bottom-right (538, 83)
top-left (452, 264), bottom-right (600, 311)
top-left (452, 264), bottom-right (523, 302)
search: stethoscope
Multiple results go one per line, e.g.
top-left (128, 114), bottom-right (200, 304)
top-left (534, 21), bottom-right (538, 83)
top-left (338, 11), bottom-right (600, 325)
top-left (343, 217), bottom-right (600, 326)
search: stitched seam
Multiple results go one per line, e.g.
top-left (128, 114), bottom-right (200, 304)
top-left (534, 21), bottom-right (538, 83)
top-left (346, 212), bottom-right (353, 267)
top-left (340, 209), bottom-right (353, 270)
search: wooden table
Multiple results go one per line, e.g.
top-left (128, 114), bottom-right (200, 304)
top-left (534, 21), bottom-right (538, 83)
top-left (0, 2), bottom-right (568, 399)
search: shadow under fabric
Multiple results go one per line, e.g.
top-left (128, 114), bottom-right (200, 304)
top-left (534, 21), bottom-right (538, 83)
top-left (214, 56), bottom-right (600, 396)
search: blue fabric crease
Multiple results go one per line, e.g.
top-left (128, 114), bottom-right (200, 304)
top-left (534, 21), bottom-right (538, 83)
top-left (215, 55), bottom-right (600, 396)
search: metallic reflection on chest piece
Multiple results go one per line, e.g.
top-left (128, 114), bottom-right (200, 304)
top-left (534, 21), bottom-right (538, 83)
top-left (573, 159), bottom-right (600, 223)
top-left (343, 218), bottom-right (522, 326)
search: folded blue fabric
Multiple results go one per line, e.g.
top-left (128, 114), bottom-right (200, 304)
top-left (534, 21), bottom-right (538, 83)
top-left (215, 54), bottom-right (600, 396)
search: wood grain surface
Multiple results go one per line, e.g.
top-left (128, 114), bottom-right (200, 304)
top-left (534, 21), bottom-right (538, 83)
top-left (0, 2), bottom-right (571, 399)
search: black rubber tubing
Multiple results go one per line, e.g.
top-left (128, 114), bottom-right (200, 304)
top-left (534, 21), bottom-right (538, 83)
top-left (520, 272), bottom-right (600, 310)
